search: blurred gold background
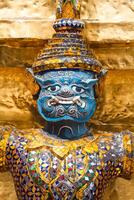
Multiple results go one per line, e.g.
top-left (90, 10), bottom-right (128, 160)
top-left (0, 0), bottom-right (134, 199)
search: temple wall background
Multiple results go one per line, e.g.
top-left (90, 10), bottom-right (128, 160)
top-left (0, 0), bottom-right (134, 200)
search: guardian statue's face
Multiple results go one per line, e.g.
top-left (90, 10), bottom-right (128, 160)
top-left (35, 70), bottom-right (98, 123)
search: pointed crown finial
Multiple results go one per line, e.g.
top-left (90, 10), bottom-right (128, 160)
top-left (53, 0), bottom-right (84, 31)
top-left (56, 0), bottom-right (81, 19)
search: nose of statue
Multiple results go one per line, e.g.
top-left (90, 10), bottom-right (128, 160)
top-left (58, 86), bottom-right (73, 98)
top-left (64, 104), bottom-right (71, 109)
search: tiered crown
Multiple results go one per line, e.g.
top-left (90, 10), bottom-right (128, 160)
top-left (32, 0), bottom-right (102, 74)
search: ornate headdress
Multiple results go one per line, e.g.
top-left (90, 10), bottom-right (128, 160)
top-left (32, 0), bottom-right (103, 75)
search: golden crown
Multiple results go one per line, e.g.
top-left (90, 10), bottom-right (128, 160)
top-left (32, 0), bottom-right (102, 74)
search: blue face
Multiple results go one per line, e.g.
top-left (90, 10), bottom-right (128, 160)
top-left (35, 70), bottom-right (98, 123)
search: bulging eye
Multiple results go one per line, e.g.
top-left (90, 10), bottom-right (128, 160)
top-left (72, 86), bottom-right (85, 93)
top-left (47, 85), bottom-right (60, 92)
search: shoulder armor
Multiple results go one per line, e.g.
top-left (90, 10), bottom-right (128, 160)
top-left (0, 126), bottom-right (12, 171)
top-left (122, 131), bottom-right (133, 178)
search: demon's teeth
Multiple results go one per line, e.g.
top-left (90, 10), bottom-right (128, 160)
top-left (47, 96), bottom-right (85, 108)
top-left (59, 100), bottom-right (73, 104)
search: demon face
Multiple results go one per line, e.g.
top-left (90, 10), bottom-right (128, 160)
top-left (35, 70), bottom-right (98, 123)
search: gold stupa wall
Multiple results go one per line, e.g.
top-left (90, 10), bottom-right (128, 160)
top-left (0, 0), bottom-right (134, 199)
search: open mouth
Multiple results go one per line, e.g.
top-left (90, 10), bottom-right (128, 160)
top-left (47, 95), bottom-right (86, 108)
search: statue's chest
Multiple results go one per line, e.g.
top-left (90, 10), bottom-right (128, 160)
top-left (27, 148), bottom-right (99, 199)
top-left (7, 133), bottom-right (125, 199)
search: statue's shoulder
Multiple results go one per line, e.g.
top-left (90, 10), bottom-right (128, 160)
top-left (119, 130), bottom-right (134, 177)
top-left (93, 129), bottom-right (133, 140)
top-left (7, 127), bottom-right (42, 143)
top-left (0, 125), bottom-right (15, 170)
top-left (92, 129), bottom-right (133, 154)
top-left (0, 125), bottom-right (13, 147)
top-left (94, 130), bottom-right (134, 177)
top-left (7, 127), bottom-right (49, 150)
top-left (87, 129), bottom-right (133, 150)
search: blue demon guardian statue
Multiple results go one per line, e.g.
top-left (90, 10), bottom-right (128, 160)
top-left (0, 1), bottom-right (134, 200)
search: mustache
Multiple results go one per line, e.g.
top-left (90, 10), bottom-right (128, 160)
top-left (48, 105), bottom-right (82, 118)
top-left (47, 95), bottom-right (86, 108)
